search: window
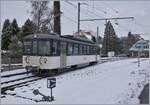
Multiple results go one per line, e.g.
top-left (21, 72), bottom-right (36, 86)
top-left (38, 40), bottom-right (50, 55)
top-left (79, 45), bottom-right (83, 55)
top-left (68, 43), bottom-right (73, 55)
top-left (24, 41), bottom-right (32, 54)
top-left (52, 40), bottom-right (58, 55)
top-left (87, 46), bottom-right (89, 55)
top-left (91, 46), bottom-right (95, 54)
top-left (93, 47), bottom-right (97, 54)
top-left (73, 44), bottom-right (79, 55)
top-left (32, 40), bottom-right (37, 55)
top-left (83, 45), bottom-right (86, 55)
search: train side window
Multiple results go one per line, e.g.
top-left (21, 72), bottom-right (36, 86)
top-left (82, 45), bottom-right (84, 55)
top-left (87, 46), bottom-right (89, 55)
top-left (74, 44), bottom-right (78, 55)
top-left (84, 45), bottom-right (87, 55)
top-left (94, 47), bottom-right (96, 54)
top-left (79, 45), bottom-right (82, 55)
top-left (68, 43), bottom-right (73, 55)
top-left (24, 40), bottom-right (32, 55)
top-left (38, 40), bottom-right (50, 56)
top-left (91, 46), bottom-right (94, 54)
top-left (57, 41), bottom-right (60, 55)
top-left (89, 46), bottom-right (92, 55)
top-left (52, 40), bottom-right (58, 56)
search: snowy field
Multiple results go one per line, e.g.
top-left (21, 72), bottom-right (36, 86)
top-left (1, 58), bottom-right (149, 104)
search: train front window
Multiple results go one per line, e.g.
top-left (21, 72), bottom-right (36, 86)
top-left (24, 41), bottom-right (32, 55)
top-left (38, 40), bottom-right (50, 55)
top-left (33, 41), bottom-right (37, 55)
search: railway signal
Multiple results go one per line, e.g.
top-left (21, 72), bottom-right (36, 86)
top-left (47, 78), bottom-right (56, 101)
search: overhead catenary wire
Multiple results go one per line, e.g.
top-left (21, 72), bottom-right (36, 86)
top-left (61, 2), bottom-right (93, 31)
top-left (62, 1), bottom-right (149, 38)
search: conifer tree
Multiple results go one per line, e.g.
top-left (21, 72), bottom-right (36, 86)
top-left (102, 21), bottom-right (118, 56)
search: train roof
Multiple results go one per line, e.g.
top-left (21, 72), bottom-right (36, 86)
top-left (24, 33), bottom-right (96, 45)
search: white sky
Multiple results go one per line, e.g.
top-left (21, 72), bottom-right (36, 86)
top-left (1, 0), bottom-right (150, 39)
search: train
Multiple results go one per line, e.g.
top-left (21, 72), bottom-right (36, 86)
top-left (23, 33), bottom-right (100, 75)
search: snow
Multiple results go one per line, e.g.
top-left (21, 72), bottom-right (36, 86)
top-left (1, 58), bottom-right (149, 104)
top-left (1, 69), bottom-right (26, 77)
top-left (1, 73), bottom-right (33, 83)
top-left (1, 63), bottom-right (22, 67)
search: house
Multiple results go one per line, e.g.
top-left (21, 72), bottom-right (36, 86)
top-left (129, 40), bottom-right (149, 57)
top-left (122, 32), bottom-right (142, 54)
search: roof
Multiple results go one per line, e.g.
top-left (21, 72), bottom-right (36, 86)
top-left (129, 40), bottom-right (149, 51)
top-left (23, 33), bottom-right (96, 46)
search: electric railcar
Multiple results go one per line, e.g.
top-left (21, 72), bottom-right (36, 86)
top-left (23, 33), bottom-right (99, 74)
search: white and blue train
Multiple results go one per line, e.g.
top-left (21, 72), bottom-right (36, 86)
top-left (23, 33), bottom-right (99, 74)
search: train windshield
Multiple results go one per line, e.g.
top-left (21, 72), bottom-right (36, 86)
top-left (38, 40), bottom-right (50, 55)
top-left (24, 40), bottom-right (32, 54)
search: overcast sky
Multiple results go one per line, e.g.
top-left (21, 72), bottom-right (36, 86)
top-left (1, 0), bottom-right (150, 39)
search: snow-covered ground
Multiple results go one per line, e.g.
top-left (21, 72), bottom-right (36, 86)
top-left (1, 58), bottom-right (149, 104)
top-left (1, 69), bottom-right (26, 77)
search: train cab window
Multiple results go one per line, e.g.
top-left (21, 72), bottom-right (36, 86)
top-left (52, 40), bottom-right (58, 55)
top-left (38, 40), bottom-right (50, 55)
top-left (32, 40), bottom-right (37, 55)
top-left (24, 41), bottom-right (32, 55)
top-left (68, 43), bottom-right (73, 55)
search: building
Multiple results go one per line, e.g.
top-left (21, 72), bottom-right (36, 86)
top-left (129, 40), bottom-right (149, 57)
top-left (122, 32), bottom-right (142, 54)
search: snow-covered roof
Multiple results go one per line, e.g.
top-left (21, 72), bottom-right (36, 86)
top-left (129, 40), bottom-right (149, 51)
top-left (73, 30), bottom-right (96, 41)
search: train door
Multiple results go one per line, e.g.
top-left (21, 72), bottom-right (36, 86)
top-left (60, 42), bottom-right (67, 68)
top-left (32, 40), bottom-right (38, 66)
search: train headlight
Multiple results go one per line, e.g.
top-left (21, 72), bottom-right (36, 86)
top-left (39, 56), bottom-right (47, 65)
top-left (25, 56), bottom-right (30, 64)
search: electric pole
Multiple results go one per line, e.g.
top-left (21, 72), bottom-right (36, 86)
top-left (77, 2), bottom-right (87, 35)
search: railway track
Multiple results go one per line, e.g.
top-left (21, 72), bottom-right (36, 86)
top-left (1, 77), bottom-right (43, 93)
top-left (1, 64), bottom-right (24, 72)
top-left (1, 57), bottom-right (127, 93)
top-left (1, 69), bottom-right (43, 93)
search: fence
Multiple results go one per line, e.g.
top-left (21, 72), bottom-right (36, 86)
top-left (1, 54), bottom-right (22, 64)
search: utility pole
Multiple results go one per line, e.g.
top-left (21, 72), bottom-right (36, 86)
top-left (96, 26), bottom-right (99, 61)
top-left (78, 2), bottom-right (80, 35)
top-left (77, 2), bottom-right (87, 35)
top-left (54, 1), bottom-right (61, 35)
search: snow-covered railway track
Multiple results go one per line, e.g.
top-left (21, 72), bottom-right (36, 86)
top-left (1, 57), bottom-right (127, 93)
top-left (1, 76), bottom-right (43, 93)
top-left (1, 75), bottom-right (36, 84)
top-left (1, 64), bottom-right (24, 72)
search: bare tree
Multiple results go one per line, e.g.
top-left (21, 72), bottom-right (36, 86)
top-left (31, 1), bottom-right (54, 33)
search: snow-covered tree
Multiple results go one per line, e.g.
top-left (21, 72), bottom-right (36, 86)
top-left (2, 19), bottom-right (11, 50)
top-left (8, 35), bottom-right (22, 58)
top-left (19, 18), bottom-right (35, 41)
